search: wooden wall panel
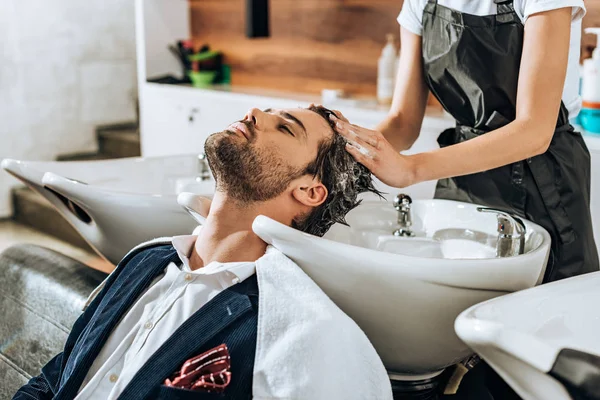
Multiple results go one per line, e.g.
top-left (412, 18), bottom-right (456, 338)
top-left (190, 0), bottom-right (600, 97)
top-left (189, 0), bottom-right (402, 97)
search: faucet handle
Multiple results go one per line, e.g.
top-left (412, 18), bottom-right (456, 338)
top-left (394, 194), bottom-right (412, 211)
top-left (197, 153), bottom-right (211, 181)
top-left (476, 207), bottom-right (526, 237)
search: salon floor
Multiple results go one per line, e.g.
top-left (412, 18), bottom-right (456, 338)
top-left (0, 219), bottom-right (113, 273)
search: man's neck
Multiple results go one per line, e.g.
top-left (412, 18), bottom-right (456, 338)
top-left (189, 194), bottom-right (269, 270)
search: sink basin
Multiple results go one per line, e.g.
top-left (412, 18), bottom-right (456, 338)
top-left (455, 271), bottom-right (600, 400)
top-left (376, 236), bottom-right (497, 259)
top-left (1, 155), bottom-right (215, 264)
top-left (327, 201), bottom-right (542, 262)
top-left (252, 199), bottom-right (551, 377)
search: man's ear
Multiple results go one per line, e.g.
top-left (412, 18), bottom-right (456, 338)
top-left (292, 180), bottom-right (328, 208)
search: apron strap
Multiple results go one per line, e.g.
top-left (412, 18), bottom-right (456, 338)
top-left (424, 0), bottom-right (437, 15)
top-left (494, 0), bottom-right (515, 14)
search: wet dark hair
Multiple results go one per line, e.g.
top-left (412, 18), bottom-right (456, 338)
top-left (291, 105), bottom-right (383, 237)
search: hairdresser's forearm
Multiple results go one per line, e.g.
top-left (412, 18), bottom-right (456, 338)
top-left (409, 119), bottom-right (553, 183)
top-left (376, 112), bottom-right (424, 152)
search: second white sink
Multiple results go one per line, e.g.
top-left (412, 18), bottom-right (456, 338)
top-left (1, 155), bottom-right (215, 264)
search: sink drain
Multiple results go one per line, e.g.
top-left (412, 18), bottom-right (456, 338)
top-left (390, 373), bottom-right (447, 400)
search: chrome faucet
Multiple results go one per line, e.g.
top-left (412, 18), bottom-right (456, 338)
top-left (476, 207), bottom-right (526, 257)
top-left (197, 153), bottom-right (212, 181)
top-left (393, 194), bottom-right (415, 237)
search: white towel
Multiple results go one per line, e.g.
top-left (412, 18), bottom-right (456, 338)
top-left (252, 246), bottom-right (392, 400)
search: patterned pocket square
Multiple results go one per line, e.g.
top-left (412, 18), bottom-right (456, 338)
top-left (164, 344), bottom-right (232, 393)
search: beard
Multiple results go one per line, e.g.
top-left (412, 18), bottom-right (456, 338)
top-left (204, 124), bottom-right (305, 203)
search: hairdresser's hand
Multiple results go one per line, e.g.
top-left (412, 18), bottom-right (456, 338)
top-left (330, 115), bottom-right (417, 188)
top-left (329, 109), bottom-right (349, 123)
top-left (308, 103), bottom-right (350, 123)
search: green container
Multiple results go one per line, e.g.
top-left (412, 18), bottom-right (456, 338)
top-left (187, 71), bottom-right (217, 88)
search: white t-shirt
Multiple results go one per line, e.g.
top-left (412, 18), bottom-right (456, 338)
top-left (398, 0), bottom-right (586, 118)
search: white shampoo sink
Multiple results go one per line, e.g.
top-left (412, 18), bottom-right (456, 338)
top-left (455, 271), bottom-right (600, 400)
top-left (252, 199), bottom-right (551, 377)
top-left (1, 155), bottom-right (215, 264)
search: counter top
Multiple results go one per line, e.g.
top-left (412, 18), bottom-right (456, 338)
top-left (148, 81), bottom-right (453, 130)
top-left (575, 124), bottom-right (600, 152)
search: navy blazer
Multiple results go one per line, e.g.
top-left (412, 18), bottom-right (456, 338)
top-left (13, 244), bottom-right (259, 400)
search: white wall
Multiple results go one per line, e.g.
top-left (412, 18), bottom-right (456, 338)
top-left (0, 0), bottom-right (138, 217)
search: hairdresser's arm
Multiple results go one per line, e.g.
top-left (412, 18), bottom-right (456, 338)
top-left (376, 26), bottom-right (430, 152)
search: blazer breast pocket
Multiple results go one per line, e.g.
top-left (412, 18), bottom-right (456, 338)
top-left (157, 385), bottom-right (227, 400)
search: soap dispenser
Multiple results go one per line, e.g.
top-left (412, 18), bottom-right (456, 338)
top-left (581, 28), bottom-right (600, 133)
top-left (377, 34), bottom-right (398, 106)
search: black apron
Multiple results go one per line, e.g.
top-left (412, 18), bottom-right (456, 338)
top-left (422, 0), bottom-right (599, 283)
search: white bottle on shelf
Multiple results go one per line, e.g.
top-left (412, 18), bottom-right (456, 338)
top-left (377, 34), bottom-right (398, 106)
top-left (582, 28), bottom-right (600, 105)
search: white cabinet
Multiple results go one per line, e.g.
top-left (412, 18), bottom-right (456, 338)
top-left (592, 151), bottom-right (600, 252)
top-left (585, 136), bottom-right (600, 256)
top-left (140, 84), bottom-right (244, 156)
top-left (140, 84), bottom-right (316, 156)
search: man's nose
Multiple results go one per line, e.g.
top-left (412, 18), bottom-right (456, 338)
top-left (244, 108), bottom-right (263, 128)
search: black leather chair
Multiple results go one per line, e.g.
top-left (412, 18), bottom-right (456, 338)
top-left (0, 244), bottom-right (106, 399)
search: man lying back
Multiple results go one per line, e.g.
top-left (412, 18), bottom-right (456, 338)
top-left (14, 105), bottom-right (393, 400)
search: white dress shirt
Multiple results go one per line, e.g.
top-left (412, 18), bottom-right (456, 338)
top-left (75, 235), bottom-right (256, 400)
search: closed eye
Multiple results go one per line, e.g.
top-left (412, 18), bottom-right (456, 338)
top-left (279, 124), bottom-right (295, 137)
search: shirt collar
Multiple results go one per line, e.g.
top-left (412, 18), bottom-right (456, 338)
top-left (171, 235), bottom-right (197, 271)
top-left (171, 235), bottom-right (256, 282)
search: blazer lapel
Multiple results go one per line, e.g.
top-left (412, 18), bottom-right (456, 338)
top-left (117, 287), bottom-right (253, 400)
top-left (56, 247), bottom-right (179, 399)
